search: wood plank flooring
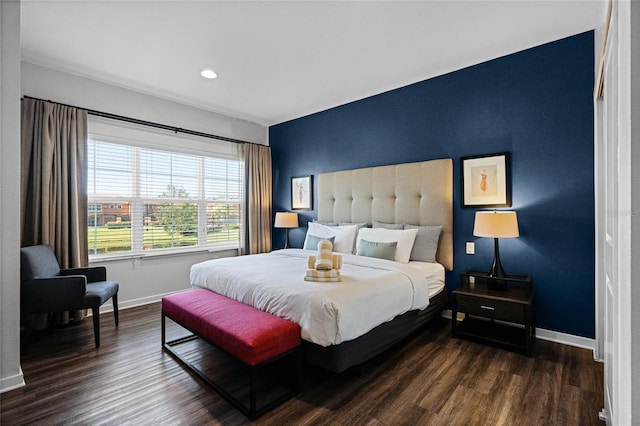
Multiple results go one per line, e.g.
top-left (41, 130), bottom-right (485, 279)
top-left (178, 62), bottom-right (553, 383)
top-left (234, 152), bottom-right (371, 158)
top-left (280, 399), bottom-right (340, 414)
top-left (1, 303), bottom-right (603, 425)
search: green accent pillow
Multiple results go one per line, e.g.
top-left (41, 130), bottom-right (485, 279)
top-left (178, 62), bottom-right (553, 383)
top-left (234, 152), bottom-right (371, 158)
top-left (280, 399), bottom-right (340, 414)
top-left (303, 234), bottom-right (335, 251)
top-left (357, 239), bottom-right (398, 261)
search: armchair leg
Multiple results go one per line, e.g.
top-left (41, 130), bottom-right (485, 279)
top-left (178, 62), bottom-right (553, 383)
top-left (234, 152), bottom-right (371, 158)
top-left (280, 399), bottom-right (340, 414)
top-left (112, 294), bottom-right (119, 326)
top-left (92, 307), bottom-right (100, 348)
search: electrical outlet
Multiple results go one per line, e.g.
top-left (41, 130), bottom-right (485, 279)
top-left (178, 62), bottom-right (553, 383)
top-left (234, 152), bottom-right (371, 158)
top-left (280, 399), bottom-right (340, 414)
top-left (466, 242), bottom-right (475, 255)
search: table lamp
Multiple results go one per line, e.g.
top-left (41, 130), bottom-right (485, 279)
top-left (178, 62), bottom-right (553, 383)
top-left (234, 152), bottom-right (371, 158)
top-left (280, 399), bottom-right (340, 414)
top-left (473, 210), bottom-right (519, 279)
top-left (274, 212), bottom-right (299, 249)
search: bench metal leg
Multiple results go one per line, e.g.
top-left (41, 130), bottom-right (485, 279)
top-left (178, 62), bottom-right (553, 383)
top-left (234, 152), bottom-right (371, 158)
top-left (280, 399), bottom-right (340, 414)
top-left (250, 365), bottom-right (257, 416)
top-left (161, 312), bottom-right (300, 420)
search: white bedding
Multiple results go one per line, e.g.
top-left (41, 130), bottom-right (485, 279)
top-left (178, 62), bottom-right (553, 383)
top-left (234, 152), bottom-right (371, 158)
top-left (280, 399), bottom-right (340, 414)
top-left (190, 249), bottom-right (444, 347)
top-left (408, 261), bottom-right (445, 296)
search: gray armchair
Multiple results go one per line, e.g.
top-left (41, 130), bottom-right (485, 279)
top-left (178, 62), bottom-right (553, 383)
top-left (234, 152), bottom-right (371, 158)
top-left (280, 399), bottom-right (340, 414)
top-left (20, 245), bottom-right (119, 351)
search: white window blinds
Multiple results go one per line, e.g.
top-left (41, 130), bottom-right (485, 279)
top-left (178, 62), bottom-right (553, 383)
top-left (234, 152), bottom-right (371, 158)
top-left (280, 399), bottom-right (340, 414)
top-left (87, 122), bottom-right (243, 258)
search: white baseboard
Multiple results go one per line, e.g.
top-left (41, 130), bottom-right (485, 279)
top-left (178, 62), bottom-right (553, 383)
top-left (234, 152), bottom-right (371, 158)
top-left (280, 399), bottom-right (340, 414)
top-left (0, 368), bottom-right (25, 394)
top-left (99, 303), bottom-right (596, 351)
top-left (535, 328), bottom-right (595, 351)
top-left (111, 292), bottom-right (177, 311)
top-left (441, 309), bottom-right (595, 351)
top-left (95, 291), bottom-right (181, 315)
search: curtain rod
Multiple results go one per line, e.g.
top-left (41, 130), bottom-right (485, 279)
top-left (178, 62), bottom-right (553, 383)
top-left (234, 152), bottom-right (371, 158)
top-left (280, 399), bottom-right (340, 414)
top-left (22, 95), bottom-right (258, 146)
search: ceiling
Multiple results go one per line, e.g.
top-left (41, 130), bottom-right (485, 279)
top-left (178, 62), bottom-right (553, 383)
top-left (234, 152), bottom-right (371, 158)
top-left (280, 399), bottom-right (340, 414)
top-left (20, 1), bottom-right (604, 127)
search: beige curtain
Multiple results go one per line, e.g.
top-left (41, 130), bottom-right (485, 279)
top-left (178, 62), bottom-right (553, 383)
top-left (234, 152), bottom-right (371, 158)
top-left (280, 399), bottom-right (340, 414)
top-left (21, 98), bottom-right (88, 268)
top-left (238, 143), bottom-right (272, 254)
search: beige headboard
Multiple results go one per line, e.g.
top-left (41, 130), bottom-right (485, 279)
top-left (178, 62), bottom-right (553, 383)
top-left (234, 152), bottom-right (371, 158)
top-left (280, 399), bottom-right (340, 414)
top-left (317, 158), bottom-right (453, 270)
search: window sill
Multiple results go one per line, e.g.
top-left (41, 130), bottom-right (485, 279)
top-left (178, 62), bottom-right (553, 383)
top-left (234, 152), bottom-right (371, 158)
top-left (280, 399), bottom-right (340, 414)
top-left (89, 244), bottom-right (239, 263)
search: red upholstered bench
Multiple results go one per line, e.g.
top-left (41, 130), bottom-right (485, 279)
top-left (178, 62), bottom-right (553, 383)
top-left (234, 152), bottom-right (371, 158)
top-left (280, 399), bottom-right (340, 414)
top-left (161, 289), bottom-right (301, 419)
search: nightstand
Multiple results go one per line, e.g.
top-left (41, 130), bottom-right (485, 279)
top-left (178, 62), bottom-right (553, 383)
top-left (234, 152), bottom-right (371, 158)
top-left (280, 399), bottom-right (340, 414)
top-left (452, 270), bottom-right (535, 356)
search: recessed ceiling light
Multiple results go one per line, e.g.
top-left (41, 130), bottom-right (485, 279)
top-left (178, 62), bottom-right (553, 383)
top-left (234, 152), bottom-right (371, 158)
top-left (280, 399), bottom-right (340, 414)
top-left (201, 69), bottom-right (218, 79)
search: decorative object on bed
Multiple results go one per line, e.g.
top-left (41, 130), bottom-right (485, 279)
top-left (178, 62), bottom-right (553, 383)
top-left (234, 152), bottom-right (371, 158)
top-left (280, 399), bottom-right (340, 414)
top-left (274, 211), bottom-right (299, 249)
top-left (291, 175), bottom-right (312, 210)
top-left (305, 239), bottom-right (343, 282)
top-left (473, 210), bottom-right (520, 282)
top-left (461, 152), bottom-right (511, 208)
top-left (304, 268), bottom-right (342, 282)
top-left (314, 239), bottom-right (334, 270)
top-left (306, 253), bottom-right (343, 271)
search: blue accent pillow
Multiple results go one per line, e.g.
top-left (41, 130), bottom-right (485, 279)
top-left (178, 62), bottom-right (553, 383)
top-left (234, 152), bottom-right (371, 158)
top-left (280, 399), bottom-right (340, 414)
top-left (303, 234), bottom-right (335, 251)
top-left (356, 239), bottom-right (398, 261)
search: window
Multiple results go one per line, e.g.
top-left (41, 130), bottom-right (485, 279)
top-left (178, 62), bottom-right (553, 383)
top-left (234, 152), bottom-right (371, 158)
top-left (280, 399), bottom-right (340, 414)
top-left (87, 132), bottom-right (243, 258)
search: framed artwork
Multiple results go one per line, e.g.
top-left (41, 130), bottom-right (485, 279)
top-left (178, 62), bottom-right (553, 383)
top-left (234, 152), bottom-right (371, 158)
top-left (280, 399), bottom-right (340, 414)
top-left (461, 152), bottom-right (511, 208)
top-left (291, 175), bottom-right (312, 210)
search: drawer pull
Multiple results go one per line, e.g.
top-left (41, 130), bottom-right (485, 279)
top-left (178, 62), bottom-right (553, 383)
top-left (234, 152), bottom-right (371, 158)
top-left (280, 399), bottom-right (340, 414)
top-left (480, 305), bottom-right (495, 311)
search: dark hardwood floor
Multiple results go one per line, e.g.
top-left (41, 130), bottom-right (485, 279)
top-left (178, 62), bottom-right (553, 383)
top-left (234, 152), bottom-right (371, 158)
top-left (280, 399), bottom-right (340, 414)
top-left (1, 303), bottom-right (603, 425)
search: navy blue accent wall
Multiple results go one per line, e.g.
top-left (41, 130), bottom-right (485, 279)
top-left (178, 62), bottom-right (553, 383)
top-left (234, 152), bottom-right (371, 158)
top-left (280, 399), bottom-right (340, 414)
top-left (270, 31), bottom-right (595, 338)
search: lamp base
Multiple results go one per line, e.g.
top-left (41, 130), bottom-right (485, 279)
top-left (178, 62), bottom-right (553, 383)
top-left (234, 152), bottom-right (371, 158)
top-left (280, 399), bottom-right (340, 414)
top-left (486, 277), bottom-right (508, 291)
top-left (487, 237), bottom-right (507, 290)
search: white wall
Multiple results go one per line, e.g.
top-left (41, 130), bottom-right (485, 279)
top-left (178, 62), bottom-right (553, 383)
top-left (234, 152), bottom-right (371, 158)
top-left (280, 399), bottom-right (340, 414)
top-left (593, 0), bottom-right (607, 363)
top-left (631, 0), bottom-right (640, 419)
top-left (91, 249), bottom-right (237, 312)
top-left (1, 0), bottom-right (25, 393)
top-left (21, 62), bottom-right (268, 146)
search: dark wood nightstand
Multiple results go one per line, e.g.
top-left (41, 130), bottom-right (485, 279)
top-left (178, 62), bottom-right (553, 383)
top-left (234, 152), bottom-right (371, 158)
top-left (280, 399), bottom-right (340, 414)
top-left (452, 270), bottom-right (535, 356)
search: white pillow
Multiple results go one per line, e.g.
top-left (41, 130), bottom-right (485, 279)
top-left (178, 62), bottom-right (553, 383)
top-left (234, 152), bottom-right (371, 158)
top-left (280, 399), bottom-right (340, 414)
top-left (304, 222), bottom-right (358, 254)
top-left (356, 227), bottom-right (418, 263)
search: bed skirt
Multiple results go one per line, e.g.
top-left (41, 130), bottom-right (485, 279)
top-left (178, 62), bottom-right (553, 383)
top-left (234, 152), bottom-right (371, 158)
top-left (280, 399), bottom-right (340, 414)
top-left (301, 288), bottom-right (447, 373)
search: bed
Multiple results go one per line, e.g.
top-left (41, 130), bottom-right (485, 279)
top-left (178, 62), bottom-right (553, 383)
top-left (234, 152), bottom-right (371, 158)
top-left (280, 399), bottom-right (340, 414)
top-left (191, 158), bottom-right (453, 373)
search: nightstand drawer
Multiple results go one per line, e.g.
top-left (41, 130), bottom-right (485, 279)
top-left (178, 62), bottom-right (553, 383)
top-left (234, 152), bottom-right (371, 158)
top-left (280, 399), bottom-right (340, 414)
top-left (456, 294), bottom-right (524, 323)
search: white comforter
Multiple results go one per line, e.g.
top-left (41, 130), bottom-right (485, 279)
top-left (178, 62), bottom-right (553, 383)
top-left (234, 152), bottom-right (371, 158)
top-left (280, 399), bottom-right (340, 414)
top-left (190, 249), bottom-right (432, 347)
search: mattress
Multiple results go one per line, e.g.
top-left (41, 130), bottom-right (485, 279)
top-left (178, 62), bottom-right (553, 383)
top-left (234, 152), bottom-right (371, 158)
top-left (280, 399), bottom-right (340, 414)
top-left (190, 249), bottom-right (445, 347)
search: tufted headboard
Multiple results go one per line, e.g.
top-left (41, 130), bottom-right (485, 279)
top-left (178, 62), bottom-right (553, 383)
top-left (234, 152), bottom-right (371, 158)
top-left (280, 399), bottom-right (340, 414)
top-left (317, 158), bottom-right (453, 270)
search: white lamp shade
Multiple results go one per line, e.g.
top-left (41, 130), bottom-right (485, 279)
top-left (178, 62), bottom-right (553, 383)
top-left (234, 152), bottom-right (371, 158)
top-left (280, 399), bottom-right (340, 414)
top-left (473, 211), bottom-right (519, 238)
top-left (274, 212), bottom-right (299, 228)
